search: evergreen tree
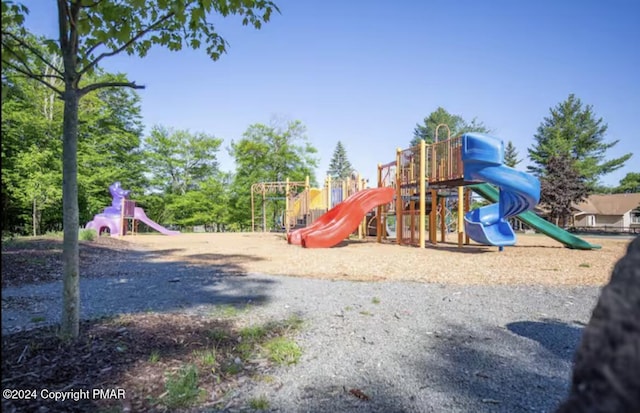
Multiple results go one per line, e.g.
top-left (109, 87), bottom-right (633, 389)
top-left (528, 94), bottom-right (632, 191)
top-left (540, 154), bottom-right (588, 227)
top-left (411, 107), bottom-right (490, 146)
top-left (504, 141), bottom-right (522, 168)
top-left (327, 141), bottom-right (353, 179)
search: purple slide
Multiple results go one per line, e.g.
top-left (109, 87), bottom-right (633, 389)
top-left (85, 182), bottom-right (179, 236)
top-left (133, 207), bottom-right (179, 235)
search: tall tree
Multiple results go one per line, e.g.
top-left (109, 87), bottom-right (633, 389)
top-left (143, 125), bottom-right (223, 195)
top-left (327, 141), bottom-right (353, 179)
top-left (504, 140), bottom-right (522, 168)
top-left (528, 94), bottom-right (632, 191)
top-left (540, 154), bottom-right (588, 227)
top-left (1, 0), bottom-right (279, 339)
top-left (229, 119), bottom-right (318, 229)
top-left (411, 107), bottom-right (490, 146)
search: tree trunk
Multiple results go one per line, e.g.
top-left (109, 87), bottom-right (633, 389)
top-left (32, 198), bottom-right (37, 236)
top-left (60, 88), bottom-right (80, 339)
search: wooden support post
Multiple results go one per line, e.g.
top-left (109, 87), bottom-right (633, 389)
top-left (464, 188), bottom-right (471, 244)
top-left (440, 196), bottom-right (446, 243)
top-left (326, 176), bottom-right (332, 210)
top-left (359, 174), bottom-right (366, 239)
top-left (251, 189), bottom-right (255, 232)
top-left (377, 164), bottom-right (383, 243)
top-left (458, 186), bottom-right (464, 248)
top-left (396, 148), bottom-right (402, 245)
top-left (120, 198), bottom-right (125, 236)
top-left (429, 189), bottom-right (437, 244)
top-left (262, 191), bottom-right (266, 233)
top-left (419, 139), bottom-right (426, 248)
top-left (285, 177), bottom-right (290, 234)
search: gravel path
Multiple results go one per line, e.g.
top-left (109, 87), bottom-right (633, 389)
top-left (2, 270), bottom-right (600, 413)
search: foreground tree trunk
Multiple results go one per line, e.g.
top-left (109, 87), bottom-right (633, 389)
top-left (60, 87), bottom-right (80, 339)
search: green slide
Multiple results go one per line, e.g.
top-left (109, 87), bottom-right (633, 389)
top-left (470, 183), bottom-right (601, 250)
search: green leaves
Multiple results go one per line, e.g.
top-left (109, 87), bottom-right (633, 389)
top-left (327, 141), bottom-right (354, 179)
top-left (143, 125), bottom-right (223, 195)
top-left (527, 94), bottom-right (632, 191)
top-left (229, 119), bottom-right (319, 228)
top-left (411, 107), bottom-right (491, 146)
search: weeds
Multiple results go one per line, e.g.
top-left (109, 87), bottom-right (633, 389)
top-left (163, 365), bottom-right (205, 409)
top-left (263, 337), bottom-right (302, 365)
top-left (249, 395), bottom-right (270, 410)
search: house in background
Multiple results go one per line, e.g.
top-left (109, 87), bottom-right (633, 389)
top-left (572, 193), bottom-right (640, 231)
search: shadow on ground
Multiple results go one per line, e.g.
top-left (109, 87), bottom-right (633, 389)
top-left (2, 237), bottom-right (278, 334)
top-left (258, 320), bottom-right (582, 413)
top-left (506, 319), bottom-right (584, 361)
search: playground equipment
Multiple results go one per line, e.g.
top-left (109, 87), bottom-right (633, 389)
top-left (251, 173), bottom-right (367, 234)
top-left (85, 182), bottom-right (179, 237)
top-left (375, 132), bottom-right (599, 250)
top-left (288, 187), bottom-right (394, 248)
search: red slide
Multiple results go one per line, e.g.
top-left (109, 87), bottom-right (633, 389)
top-left (288, 190), bottom-right (371, 245)
top-left (301, 187), bottom-right (395, 248)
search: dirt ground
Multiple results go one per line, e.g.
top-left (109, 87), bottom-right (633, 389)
top-left (121, 231), bottom-right (631, 286)
top-left (1, 232), bottom-right (632, 412)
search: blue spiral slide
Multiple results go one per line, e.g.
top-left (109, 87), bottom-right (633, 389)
top-left (461, 133), bottom-right (541, 247)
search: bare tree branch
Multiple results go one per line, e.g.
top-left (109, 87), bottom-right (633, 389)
top-left (1, 60), bottom-right (64, 95)
top-left (78, 11), bottom-right (175, 77)
top-left (1, 32), bottom-right (64, 76)
top-left (78, 81), bottom-right (145, 96)
top-left (84, 40), bottom-right (104, 57)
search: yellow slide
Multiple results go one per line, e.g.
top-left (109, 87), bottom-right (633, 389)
top-left (292, 188), bottom-right (325, 217)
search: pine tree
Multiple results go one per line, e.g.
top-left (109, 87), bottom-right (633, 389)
top-left (411, 107), bottom-right (490, 146)
top-left (504, 141), bottom-right (522, 168)
top-left (528, 94), bottom-right (632, 191)
top-left (327, 141), bottom-right (353, 179)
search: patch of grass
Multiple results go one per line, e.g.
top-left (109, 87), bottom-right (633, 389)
top-left (372, 297), bottom-right (381, 304)
top-left (193, 348), bottom-right (216, 366)
top-left (163, 365), bottom-right (205, 409)
top-left (148, 350), bottom-right (160, 364)
top-left (579, 262), bottom-right (591, 268)
top-left (31, 316), bottom-right (46, 323)
top-left (344, 306), bottom-right (353, 311)
top-left (79, 228), bottom-right (97, 241)
top-left (240, 325), bottom-right (268, 341)
top-left (210, 304), bottom-right (251, 318)
top-left (206, 328), bottom-right (227, 342)
top-left (44, 230), bottom-right (64, 238)
top-left (249, 395), bottom-right (270, 410)
top-left (359, 310), bottom-right (373, 316)
top-left (263, 337), bottom-right (302, 365)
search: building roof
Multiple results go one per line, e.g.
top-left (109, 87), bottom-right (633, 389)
top-left (573, 193), bottom-right (640, 216)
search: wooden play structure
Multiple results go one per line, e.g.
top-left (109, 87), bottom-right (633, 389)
top-left (120, 199), bottom-right (138, 236)
top-left (251, 174), bottom-right (367, 234)
top-left (376, 125), bottom-right (474, 248)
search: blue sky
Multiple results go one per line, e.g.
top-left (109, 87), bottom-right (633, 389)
top-left (20, 0), bottom-right (640, 187)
